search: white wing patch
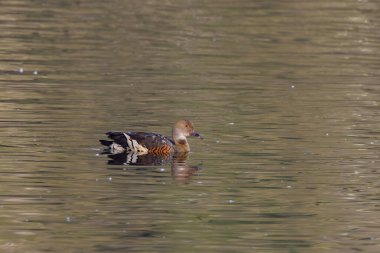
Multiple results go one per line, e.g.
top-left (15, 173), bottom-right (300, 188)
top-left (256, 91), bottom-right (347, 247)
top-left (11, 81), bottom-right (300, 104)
top-left (109, 143), bottom-right (125, 154)
top-left (124, 133), bottom-right (148, 155)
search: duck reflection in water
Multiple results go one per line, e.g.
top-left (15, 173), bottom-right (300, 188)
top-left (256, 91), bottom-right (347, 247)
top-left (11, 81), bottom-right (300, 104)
top-left (104, 152), bottom-right (201, 182)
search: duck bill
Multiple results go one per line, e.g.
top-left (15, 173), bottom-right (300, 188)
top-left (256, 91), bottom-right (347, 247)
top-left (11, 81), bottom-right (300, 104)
top-left (191, 132), bottom-right (203, 139)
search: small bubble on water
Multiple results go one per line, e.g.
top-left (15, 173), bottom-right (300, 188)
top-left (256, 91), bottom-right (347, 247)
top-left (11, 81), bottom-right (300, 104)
top-left (18, 68), bottom-right (24, 74)
top-left (228, 199), bottom-right (235, 204)
top-left (287, 185), bottom-right (292, 188)
top-left (33, 70), bottom-right (38, 75)
top-left (291, 85), bottom-right (295, 88)
top-left (228, 122), bottom-right (235, 126)
top-left (66, 216), bottom-right (72, 223)
top-left (326, 133), bottom-right (329, 136)
top-left (159, 168), bottom-right (165, 172)
top-left (108, 177), bottom-right (112, 181)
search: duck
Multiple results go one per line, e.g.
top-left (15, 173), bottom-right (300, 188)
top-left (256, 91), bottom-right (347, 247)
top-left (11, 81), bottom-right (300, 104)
top-left (99, 119), bottom-right (202, 155)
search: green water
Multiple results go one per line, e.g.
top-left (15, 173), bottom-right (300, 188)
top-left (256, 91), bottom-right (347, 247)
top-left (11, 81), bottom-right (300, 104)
top-left (1, 0), bottom-right (380, 252)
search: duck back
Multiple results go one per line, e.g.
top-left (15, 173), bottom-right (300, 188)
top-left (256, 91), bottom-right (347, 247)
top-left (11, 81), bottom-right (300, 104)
top-left (100, 131), bottom-right (175, 154)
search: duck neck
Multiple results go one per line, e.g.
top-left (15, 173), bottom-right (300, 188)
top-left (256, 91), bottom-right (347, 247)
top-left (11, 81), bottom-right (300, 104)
top-left (172, 130), bottom-right (190, 153)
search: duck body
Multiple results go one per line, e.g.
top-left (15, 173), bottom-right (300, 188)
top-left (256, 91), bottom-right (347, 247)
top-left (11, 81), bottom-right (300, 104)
top-left (100, 131), bottom-right (175, 155)
top-left (99, 119), bottom-right (202, 155)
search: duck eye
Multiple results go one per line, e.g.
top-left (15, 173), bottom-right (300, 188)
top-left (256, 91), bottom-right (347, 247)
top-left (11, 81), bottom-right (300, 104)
top-left (185, 124), bottom-right (188, 127)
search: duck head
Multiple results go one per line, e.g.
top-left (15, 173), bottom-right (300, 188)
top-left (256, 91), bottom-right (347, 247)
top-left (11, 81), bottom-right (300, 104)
top-left (172, 119), bottom-right (202, 152)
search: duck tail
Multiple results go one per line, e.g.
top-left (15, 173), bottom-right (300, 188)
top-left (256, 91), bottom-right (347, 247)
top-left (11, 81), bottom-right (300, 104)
top-left (99, 139), bottom-right (113, 146)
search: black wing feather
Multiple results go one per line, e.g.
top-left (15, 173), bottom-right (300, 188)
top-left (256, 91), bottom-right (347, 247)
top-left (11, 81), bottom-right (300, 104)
top-left (105, 131), bottom-right (130, 148)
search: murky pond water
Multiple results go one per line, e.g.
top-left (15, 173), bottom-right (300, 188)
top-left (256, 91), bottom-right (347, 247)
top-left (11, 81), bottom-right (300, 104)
top-left (1, 0), bottom-right (380, 252)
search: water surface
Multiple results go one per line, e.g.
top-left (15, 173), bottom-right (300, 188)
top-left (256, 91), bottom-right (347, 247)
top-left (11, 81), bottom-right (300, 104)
top-left (1, 0), bottom-right (380, 252)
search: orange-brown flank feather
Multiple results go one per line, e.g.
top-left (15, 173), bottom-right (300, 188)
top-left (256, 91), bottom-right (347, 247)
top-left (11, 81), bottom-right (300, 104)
top-left (148, 144), bottom-right (174, 155)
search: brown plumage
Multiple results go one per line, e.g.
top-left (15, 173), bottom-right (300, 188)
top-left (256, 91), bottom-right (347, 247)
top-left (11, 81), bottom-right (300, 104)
top-left (99, 119), bottom-right (202, 154)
